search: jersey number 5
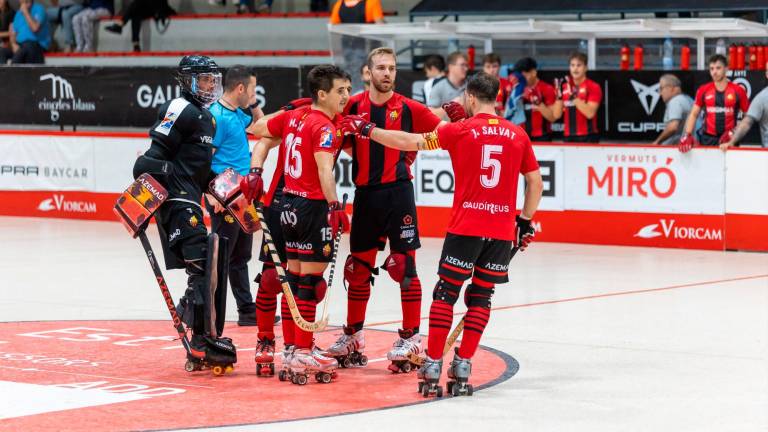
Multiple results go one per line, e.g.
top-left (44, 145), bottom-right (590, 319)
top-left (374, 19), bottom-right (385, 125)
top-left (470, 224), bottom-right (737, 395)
top-left (284, 133), bottom-right (303, 179)
top-left (480, 144), bottom-right (503, 188)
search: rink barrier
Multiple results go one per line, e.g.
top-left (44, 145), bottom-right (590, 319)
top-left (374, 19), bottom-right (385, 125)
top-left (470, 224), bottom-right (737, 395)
top-left (0, 132), bottom-right (766, 252)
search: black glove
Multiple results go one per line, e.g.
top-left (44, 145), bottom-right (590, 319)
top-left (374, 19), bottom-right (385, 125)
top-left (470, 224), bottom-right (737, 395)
top-left (515, 215), bottom-right (535, 251)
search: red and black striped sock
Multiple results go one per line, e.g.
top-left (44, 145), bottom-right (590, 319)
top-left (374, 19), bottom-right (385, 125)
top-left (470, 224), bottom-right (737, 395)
top-left (346, 250), bottom-right (377, 331)
top-left (256, 264), bottom-right (278, 340)
top-left (294, 272), bottom-right (321, 349)
top-left (400, 250), bottom-right (422, 332)
top-left (458, 278), bottom-right (494, 359)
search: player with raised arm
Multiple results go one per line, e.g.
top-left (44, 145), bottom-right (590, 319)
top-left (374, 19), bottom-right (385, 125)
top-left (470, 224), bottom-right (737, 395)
top-left (245, 65), bottom-right (351, 385)
top-left (342, 72), bottom-right (543, 396)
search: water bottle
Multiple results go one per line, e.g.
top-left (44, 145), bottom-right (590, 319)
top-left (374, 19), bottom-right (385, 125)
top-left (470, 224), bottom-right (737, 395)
top-left (716, 38), bottom-right (727, 56)
top-left (579, 39), bottom-right (588, 53)
top-left (663, 37), bottom-right (674, 70)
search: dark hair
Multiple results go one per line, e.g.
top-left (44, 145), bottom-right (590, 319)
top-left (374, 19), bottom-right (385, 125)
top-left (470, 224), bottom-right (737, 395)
top-left (483, 53), bottom-right (502, 66)
top-left (224, 66), bottom-right (256, 92)
top-left (708, 54), bottom-right (728, 67)
top-left (424, 54), bottom-right (445, 72)
top-left (569, 52), bottom-right (588, 66)
top-left (307, 64), bottom-right (351, 102)
top-left (466, 72), bottom-right (499, 104)
top-left (514, 57), bottom-right (538, 72)
top-left (447, 51), bottom-right (468, 65)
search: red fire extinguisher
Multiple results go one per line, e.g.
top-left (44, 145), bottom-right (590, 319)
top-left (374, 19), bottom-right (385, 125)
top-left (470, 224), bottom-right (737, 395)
top-left (736, 44), bottom-right (746, 70)
top-left (758, 45), bottom-right (766, 71)
top-left (729, 44), bottom-right (737, 69)
top-left (680, 42), bottom-right (691, 71)
top-left (620, 44), bottom-right (630, 70)
top-left (633, 44), bottom-right (644, 70)
top-left (749, 44), bottom-right (758, 70)
top-left (467, 45), bottom-right (475, 71)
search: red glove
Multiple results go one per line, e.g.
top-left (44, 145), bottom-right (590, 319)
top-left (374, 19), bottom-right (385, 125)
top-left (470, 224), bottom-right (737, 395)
top-left (404, 151), bottom-right (417, 165)
top-left (282, 98), bottom-right (312, 111)
top-left (239, 167), bottom-right (264, 203)
top-left (327, 201), bottom-right (350, 237)
top-left (340, 115), bottom-right (375, 137)
top-left (719, 129), bottom-right (734, 144)
top-left (679, 133), bottom-right (694, 153)
top-left (566, 76), bottom-right (580, 100)
top-left (442, 101), bottom-right (467, 123)
top-left (523, 86), bottom-right (542, 105)
top-left (515, 215), bottom-right (535, 251)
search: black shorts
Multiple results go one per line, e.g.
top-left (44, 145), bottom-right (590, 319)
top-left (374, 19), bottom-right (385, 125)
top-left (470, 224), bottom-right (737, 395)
top-left (437, 233), bottom-right (513, 285)
top-left (155, 200), bottom-right (208, 270)
top-left (563, 133), bottom-right (600, 143)
top-left (280, 194), bottom-right (334, 263)
top-left (258, 204), bottom-right (287, 265)
top-left (350, 180), bottom-right (420, 253)
top-left (697, 132), bottom-right (721, 147)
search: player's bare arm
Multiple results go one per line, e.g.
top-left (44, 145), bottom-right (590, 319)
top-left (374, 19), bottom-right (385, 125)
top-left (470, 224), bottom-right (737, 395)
top-left (725, 116), bottom-right (754, 147)
top-left (246, 110), bottom-right (284, 137)
top-left (250, 136), bottom-right (281, 169)
top-left (521, 169), bottom-right (544, 219)
top-left (573, 99), bottom-right (599, 120)
top-left (315, 151), bottom-right (339, 203)
top-left (536, 102), bottom-right (559, 123)
top-left (683, 104), bottom-right (701, 136)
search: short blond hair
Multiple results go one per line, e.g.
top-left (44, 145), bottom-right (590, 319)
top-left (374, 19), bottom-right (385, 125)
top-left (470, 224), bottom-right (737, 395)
top-left (367, 47), bottom-right (396, 69)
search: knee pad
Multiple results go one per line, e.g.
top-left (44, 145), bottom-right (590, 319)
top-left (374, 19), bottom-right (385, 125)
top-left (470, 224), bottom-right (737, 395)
top-left (256, 265), bottom-right (283, 297)
top-left (181, 234), bottom-right (208, 264)
top-left (464, 284), bottom-right (495, 309)
top-left (382, 252), bottom-right (417, 289)
top-left (432, 278), bottom-right (462, 305)
top-left (285, 271), bottom-right (300, 296)
top-left (297, 275), bottom-right (327, 302)
top-left (344, 254), bottom-right (377, 287)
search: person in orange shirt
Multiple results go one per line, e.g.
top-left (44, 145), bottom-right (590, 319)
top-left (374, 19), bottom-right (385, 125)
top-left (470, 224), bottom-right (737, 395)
top-left (329, 0), bottom-right (384, 24)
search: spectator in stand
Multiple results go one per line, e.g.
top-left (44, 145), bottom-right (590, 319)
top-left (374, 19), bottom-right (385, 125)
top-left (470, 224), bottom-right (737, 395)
top-left (428, 51), bottom-right (468, 119)
top-left (679, 54), bottom-right (749, 152)
top-left (46, 0), bottom-right (83, 53)
top-left (721, 61), bottom-right (768, 149)
top-left (235, 0), bottom-right (272, 14)
top-left (482, 53), bottom-right (513, 116)
top-left (0, 0), bottom-right (15, 61)
top-left (515, 57), bottom-right (558, 142)
top-left (412, 54), bottom-right (445, 104)
top-left (104, 0), bottom-right (175, 52)
top-left (2, 0), bottom-right (49, 64)
top-left (358, 63), bottom-right (371, 93)
top-left (330, 0), bottom-right (384, 92)
top-left (552, 52), bottom-right (602, 143)
top-left (653, 74), bottom-right (693, 145)
top-left (72, 0), bottom-right (113, 53)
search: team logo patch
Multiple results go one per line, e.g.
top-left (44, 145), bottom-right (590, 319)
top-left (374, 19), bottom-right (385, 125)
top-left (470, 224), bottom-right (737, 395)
top-left (403, 214), bottom-right (413, 225)
top-left (727, 93), bottom-right (734, 101)
top-left (224, 215), bottom-right (235, 224)
top-left (155, 111), bottom-right (178, 135)
top-left (319, 126), bottom-right (334, 148)
top-left (488, 118), bottom-right (499, 125)
top-left (189, 215), bottom-right (199, 227)
top-left (390, 110), bottom-right (399, 122)
top-left (323, 244), bottom-right (331, 257)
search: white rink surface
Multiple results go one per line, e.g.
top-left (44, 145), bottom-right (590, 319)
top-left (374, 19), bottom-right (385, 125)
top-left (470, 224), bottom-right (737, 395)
top-left (1, 216), bottom-right (766, 432)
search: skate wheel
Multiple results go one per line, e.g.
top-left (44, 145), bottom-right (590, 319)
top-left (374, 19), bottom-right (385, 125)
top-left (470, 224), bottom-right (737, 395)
top-left (447, 381), bottom-right (455, 394)
top-left (278, 370), bottom-right (288, 381)
top-left (359, 355), bottom-right (368, 366)
top-left (401, 362), bottom-right (412, 373)
top-left (417, 381), bottom-right (425, 393)
top-left (184, 361), bottom-right (196, 372)
top-left (436, 386), bottom-right (443, 398)
top-left (212, 365), bottom-right (224, 376)
top-left (290, 375), bottom-right (297, 384)
top-left (342, 357), bottom-right (352, 368)
top-left (421, 385), bottom-right (429, 397)
top-left (466, 384), bottom-right (474, 396)
top-left (388, 363), bottom-right (400, 374)
top-left (451, 382), bottom-right (460, 397)
top-left (296, 374), bottom-right (308, 385)
top-left (269, 364), bottom-right (275, 375)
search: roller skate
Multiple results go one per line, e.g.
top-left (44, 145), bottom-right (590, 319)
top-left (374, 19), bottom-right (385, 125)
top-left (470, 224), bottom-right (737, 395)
top-left (324, 326), bottom-right (367, 368)
top-left (186, 334), bottom-right (237, 376)
top-left (386, 328), bottom-right (422, 373)
top-left (446, 349), bottom-right (473, 396)
top-left (285, 346), bottom-right (338, 385)
top-left (416, 354), bottom-right (443, 398)
top-left (254, 336), bottom-right (275, 377)
top-left (277, 344), bottom-right (295, 382)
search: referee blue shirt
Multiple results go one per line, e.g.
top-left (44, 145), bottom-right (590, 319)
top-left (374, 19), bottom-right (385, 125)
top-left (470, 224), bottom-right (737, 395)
top-left (209, 101), bottom-right (253, 175)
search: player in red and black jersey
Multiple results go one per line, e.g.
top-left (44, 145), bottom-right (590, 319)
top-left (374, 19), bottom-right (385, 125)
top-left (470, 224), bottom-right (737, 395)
top-left (248, 65), bottom-right (351, 382)
top-left (552, 52), bottom-right (602, 143)
top-left (514, 57), bottom-right (558, 141)
top-left (679, 54), bottom-right (750, 151)
top-left (325, 47), bottom-right (443, 372)
top-left (482, 53), bottom-right (512, 116)
top-left (341, 71), bottom-right (543, 395)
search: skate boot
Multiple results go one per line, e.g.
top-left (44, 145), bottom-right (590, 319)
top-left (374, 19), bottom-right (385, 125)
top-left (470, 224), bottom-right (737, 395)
top-left (254, 336), bottom-right (275, 377)
top-left (324, 326), bottom-right (367, 368)
top-left (446, 349), bottom-right (473, 396)
top-left (186, 334), bottom-right (237, 376)
top-left (286, 347), bottom-right (338, 385)
top-left (386, 328), bottom-right (422, 373)
top-left (277, 344), bottom-right (295, 382)
top-left (416, 354), bottom-right (443, 398)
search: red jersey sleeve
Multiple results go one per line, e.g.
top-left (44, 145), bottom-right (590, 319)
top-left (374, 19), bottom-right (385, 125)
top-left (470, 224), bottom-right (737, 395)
top-left (586, 80), bottom-right (602, 104)
top-left (737, 85), bottom-right (750, 113)
top-left (520, 134), bottom-right (539, 174)
top-left (434, 122), bottom-right (461, 152)
top-left (694, 85), bottom-right (706, 108)
top-left (408, 99), bottom-right (442, 133)
top-left (542, 82), bottom-right (557, 105)
top-left (266, 111), bottom-right (288, 137)
top-left (312, 123), bottom-right (340, 154)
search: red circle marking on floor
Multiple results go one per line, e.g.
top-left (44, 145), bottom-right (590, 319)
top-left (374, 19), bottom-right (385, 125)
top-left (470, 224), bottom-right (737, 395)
top-left (0, 321), bottom-right (518, 431)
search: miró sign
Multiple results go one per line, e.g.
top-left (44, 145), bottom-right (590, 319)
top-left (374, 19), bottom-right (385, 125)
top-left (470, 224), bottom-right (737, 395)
top-left (588, 166), bottom-right (676, 198)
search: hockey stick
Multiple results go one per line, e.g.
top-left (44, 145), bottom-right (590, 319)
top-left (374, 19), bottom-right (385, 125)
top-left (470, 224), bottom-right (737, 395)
top-left (408, 246), bottom-right (521, 366)
top-left (138, 231), bottom-right (194, 356)
top-left (316, 193), bottom-right (348, 332)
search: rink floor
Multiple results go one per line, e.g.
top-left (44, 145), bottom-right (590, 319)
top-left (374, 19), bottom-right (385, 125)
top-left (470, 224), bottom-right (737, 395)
top-left (0, 216), bottom-right (766, 431)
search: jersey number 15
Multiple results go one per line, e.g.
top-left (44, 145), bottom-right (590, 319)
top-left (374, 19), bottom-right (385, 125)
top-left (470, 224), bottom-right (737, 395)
top-left (284, 133), bottom-right (303, 179)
